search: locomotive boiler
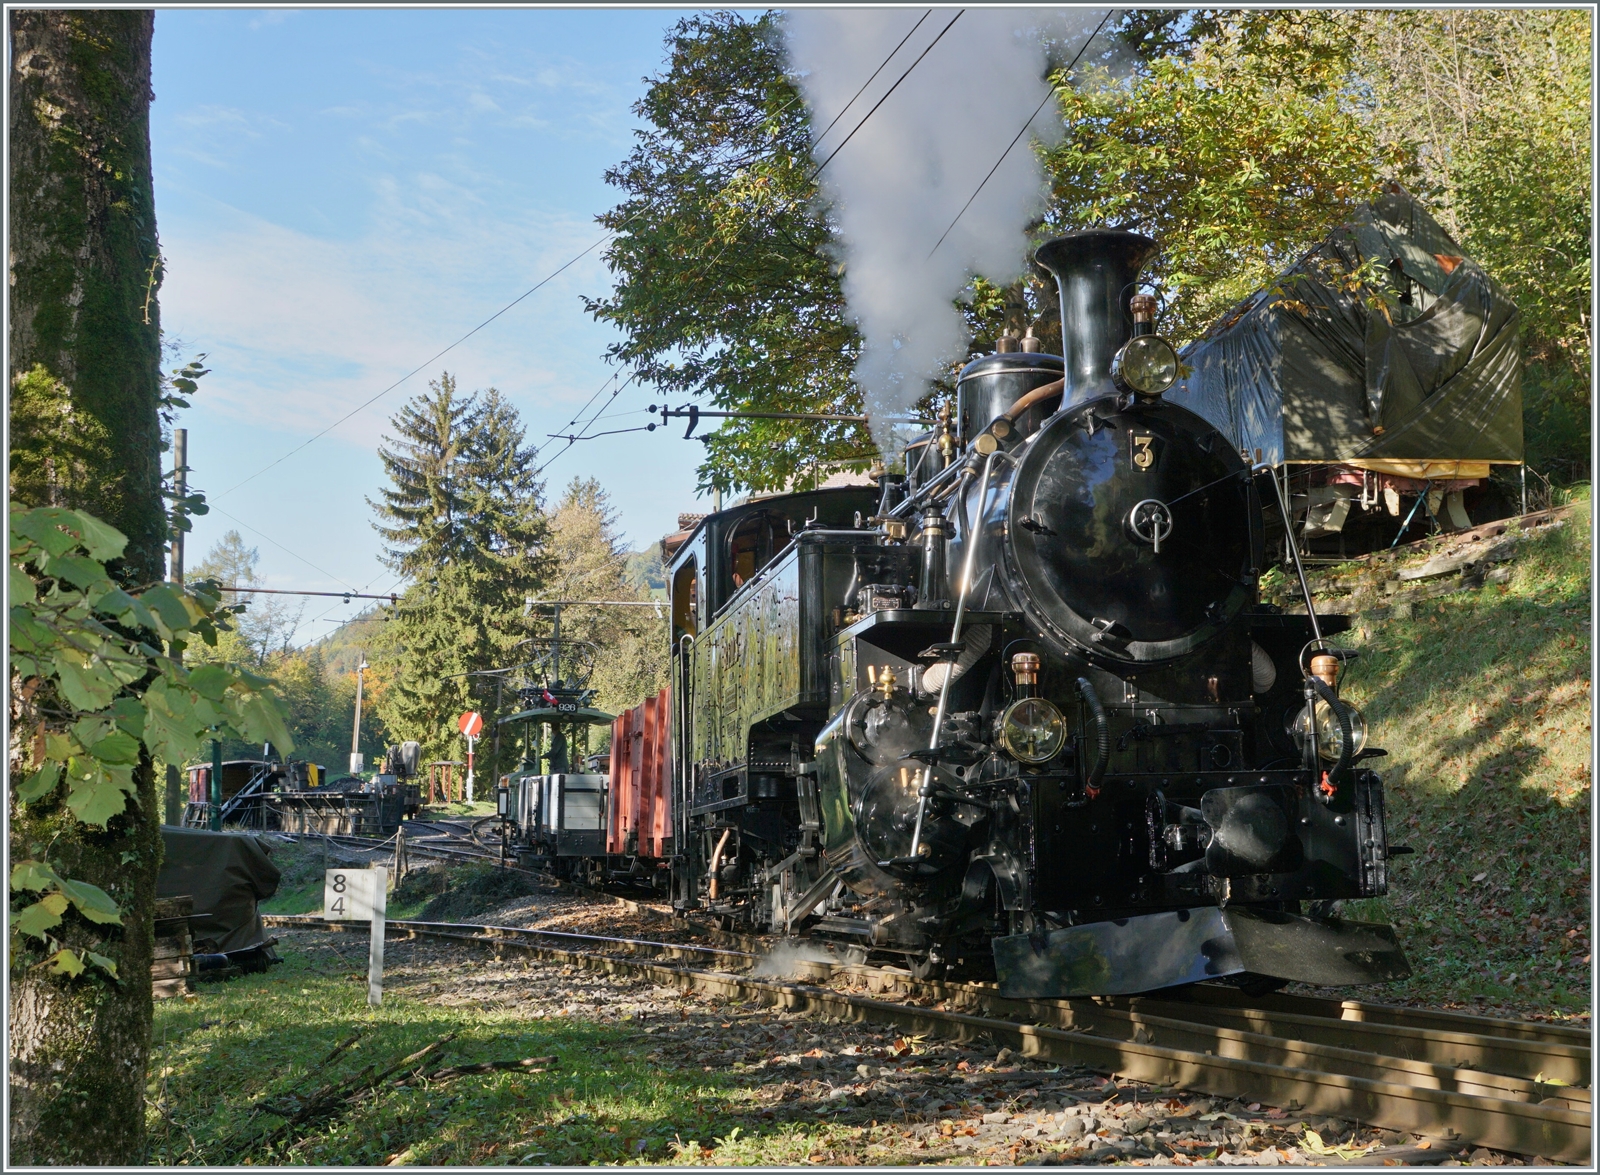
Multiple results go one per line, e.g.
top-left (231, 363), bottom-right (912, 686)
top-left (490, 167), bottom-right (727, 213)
top-left (656, 229), bottom-right (1411, 997)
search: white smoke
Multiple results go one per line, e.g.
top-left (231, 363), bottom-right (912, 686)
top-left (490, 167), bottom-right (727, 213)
top-left (750, 938), bottom-right (847, 980)
top-left (783, 8), bottom-right (1115, 455)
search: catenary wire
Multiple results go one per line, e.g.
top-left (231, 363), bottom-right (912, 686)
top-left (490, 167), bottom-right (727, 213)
top-left (927, 9), bottom-right (1113, 260)
top-left (202, 16), bottom-right (956, 543)
top-left (207, 504), bottom-right (364, 595)
top-left (808, 10), bottom-right (965, 180)
top-left (209, 11), bottom-right (933, 507)
top-left (214, 233), bottom-right (616, 500)
top-left (809, 9), bottom-right (933, 150)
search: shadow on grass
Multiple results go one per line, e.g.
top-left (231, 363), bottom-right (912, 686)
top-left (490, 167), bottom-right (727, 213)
top-left (147, 941), bottom-right (904, 1167)
top-left (1333, 508), bottom-right (1590, 1016)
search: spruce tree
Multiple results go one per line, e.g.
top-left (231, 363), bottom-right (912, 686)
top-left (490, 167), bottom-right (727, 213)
top-left (368, 374), bottom-right (553, 761)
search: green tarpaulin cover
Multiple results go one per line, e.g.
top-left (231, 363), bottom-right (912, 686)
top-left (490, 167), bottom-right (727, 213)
top-left (1169, 186), bottom-right (1522, 466)
top-left (157, 827), bottom-right (280, 953)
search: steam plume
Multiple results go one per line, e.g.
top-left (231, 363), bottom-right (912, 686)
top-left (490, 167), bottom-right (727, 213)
top-left (784, 8), bottom-right (1113, 454)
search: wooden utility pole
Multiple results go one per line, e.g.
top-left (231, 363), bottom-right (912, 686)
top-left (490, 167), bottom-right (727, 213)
top-left (351, 655), bottom-right (369, 774)
top-left (165, 428), bottom-right (187, 824)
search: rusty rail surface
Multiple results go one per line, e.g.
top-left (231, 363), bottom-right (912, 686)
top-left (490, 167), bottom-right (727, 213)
top-left (263, 914), bottom-right (1591, 1162)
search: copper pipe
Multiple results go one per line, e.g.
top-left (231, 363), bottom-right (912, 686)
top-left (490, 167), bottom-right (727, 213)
top-left (707, 826), bottom-right (733, 900)
top-left (994, 377), bottom-right (1065, 432)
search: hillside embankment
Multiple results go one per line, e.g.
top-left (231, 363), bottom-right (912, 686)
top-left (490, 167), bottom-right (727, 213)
top-left (1277, 495), bottom-right (1591, 1021)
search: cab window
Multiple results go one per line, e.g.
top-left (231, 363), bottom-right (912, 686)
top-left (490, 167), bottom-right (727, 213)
top-left (727, 511), bottom-right (787, 590)
top-left (672, 558), bottom-right (699, 639)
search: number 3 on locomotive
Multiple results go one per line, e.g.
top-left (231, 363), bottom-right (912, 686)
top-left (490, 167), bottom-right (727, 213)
top-left (1131, 433), bottom-right (1156, 470)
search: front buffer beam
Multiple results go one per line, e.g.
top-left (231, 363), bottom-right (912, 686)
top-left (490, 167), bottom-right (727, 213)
top-left (993, 906), bottom-right (1411, 999)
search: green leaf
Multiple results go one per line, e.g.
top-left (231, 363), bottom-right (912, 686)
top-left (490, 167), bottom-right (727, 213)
top-left (44, 948), bottom-right (86, 977)
top-left (9, 563), bottom-right (38, 605)
top-left (94, 586), bottom-right (156, 632)
top-left (14, 893), bottom-right (69, 940)
top-left (100, 647), bottom-right (150, 688)
top-left (56, 877), bottom-right (123, 925)
top-left (71, 715), bottom-right (117, 748)
top-left (51, 649), bottom-right (118, 710)
top-left (10, 508), bottom-right (81, 557)
top-left (141, 680), bottom-right (203, 767)
top-left (186, 663), bottom-right (233, 702)
top-left (233, 690), bottom-right (297, 756)
top-left (84, 950), bottom-right (119, 978)
top-left (63, 759), bottom-right (136, 827)
top-left (8, 608), bottom-right (53, 654)
top-left (43, 553), bottom-right (111, 592)
top-left (138, 584), bottom-right (193, 637)
top-left (83, 728), bottom-right (140, 766)
top-left (16, 761), bottom-right (63, 803)
top-left (11, 859), bottom-right (63, 893)
top-left (70, 512), bottom-right (128, 562)
top-left (108, 696), bottom-right (146, 741)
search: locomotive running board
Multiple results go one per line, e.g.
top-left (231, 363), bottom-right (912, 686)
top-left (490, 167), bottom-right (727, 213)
top-left (993, 907), bottom-right (1411, 1000)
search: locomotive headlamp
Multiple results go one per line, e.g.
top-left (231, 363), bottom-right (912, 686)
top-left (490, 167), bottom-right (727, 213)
top-left (1292, 698), bottom-right (1369, 762)
top-left (1111, 335), bottom-right (1179, 397)
top-left (998, 697), bottom-right (1067, 763)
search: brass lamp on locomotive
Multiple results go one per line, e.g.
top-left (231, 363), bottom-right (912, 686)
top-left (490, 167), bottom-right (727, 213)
top-left (664, 229), bottom-right (1411, 996)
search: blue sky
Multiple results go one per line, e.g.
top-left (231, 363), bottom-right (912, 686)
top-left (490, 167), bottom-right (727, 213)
top-left (151, 7), bottom-right (705, 641)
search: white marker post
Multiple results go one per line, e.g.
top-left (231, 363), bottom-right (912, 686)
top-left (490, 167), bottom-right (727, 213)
top-left (324, 866), bottom-right (387, 1007)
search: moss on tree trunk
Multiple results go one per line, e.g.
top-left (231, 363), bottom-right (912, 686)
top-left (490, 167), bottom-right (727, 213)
top-left (7, 9), bottom-right (165, 1164)
top-left (8, 8), bottom-right (164, 581)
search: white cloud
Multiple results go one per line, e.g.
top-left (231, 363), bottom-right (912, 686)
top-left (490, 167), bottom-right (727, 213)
top-left (158, 193), bottom-right (625, 460)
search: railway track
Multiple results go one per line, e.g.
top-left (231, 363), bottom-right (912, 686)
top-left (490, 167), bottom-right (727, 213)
top-left (262, 913), bottom-right (1592, 1162)
top-left (280, 823), bottom-right (511, 868)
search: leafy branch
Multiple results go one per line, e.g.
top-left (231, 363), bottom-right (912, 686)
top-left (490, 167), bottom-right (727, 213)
top-left (8, 503), bottom-right (295, 978)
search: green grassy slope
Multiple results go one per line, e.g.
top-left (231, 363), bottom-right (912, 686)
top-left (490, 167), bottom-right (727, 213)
top-left (1337, 497), bottom-right (1591, 1020)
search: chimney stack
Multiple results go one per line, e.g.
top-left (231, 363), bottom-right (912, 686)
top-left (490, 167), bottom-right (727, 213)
top-left (1033, 230), bottom-right (1159, 411)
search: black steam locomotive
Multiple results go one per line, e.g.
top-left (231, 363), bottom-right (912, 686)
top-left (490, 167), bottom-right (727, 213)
top-left (657, 229), bottom-right (1411, 997)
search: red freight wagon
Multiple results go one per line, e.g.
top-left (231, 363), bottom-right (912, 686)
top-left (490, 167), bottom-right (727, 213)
top-left (606, 689), bottom-right (671, 858)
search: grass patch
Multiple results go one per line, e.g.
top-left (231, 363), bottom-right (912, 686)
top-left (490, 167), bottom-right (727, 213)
top-left (149, 943), bottom-right (752, 1165)
top-left (257, 839), bottom-right (541, 924)
top-left (1337, 497), bottom-right (1591, 1018)
top-left (147, 935), bottom-right (975, 1166)
top-left (259, 837), bottom-right (338, 916)
top-left (422, 801), bottom-right (499, 819)
top-left (391, 862), bottom-right (546, 923)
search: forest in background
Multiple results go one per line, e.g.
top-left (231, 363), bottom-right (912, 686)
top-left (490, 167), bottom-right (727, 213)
top-left (192, 373), bottom-right (670, 774)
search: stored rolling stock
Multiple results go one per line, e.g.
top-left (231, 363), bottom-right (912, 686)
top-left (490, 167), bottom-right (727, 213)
top-left (503, 230), bottom-right (1412, 998)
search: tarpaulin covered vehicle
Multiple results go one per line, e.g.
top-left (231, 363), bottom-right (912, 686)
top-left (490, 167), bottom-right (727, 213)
top-left (1168, 185), bottom-right (1523, 553)
top-left (157, 826), bottom-right (282, 973)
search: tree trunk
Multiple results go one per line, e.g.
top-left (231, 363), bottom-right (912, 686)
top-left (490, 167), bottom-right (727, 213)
top-left (7, 10), bottom-right (164, 1165)
top-left (8, 8), bottom-right (165, 583)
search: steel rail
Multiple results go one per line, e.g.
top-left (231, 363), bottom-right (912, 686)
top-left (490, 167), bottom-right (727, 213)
top-left (264, 914), bottom-right (1590, 1161)
top-left (685, 922), bottom-right (1591, 1052)
top-left (1145, 983), bottom-right (1593, 1049)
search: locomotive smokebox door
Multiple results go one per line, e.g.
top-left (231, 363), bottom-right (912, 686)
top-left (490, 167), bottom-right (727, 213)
top-left (1001, 406), bottom-right (1258, 666)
